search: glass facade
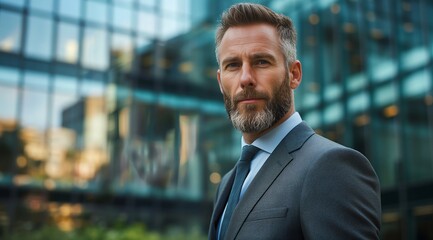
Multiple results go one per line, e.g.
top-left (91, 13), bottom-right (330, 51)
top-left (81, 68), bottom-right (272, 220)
top-left (0, 0), bottom-right (432, 239)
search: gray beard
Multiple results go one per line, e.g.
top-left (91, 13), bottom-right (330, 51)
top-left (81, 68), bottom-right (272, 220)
top-left (223, 77), bottom-right (292, 133)
top-left (230, 104), bottom-right (275, 133)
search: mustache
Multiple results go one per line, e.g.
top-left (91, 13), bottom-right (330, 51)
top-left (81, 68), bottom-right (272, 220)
top-left (233, 89), bottom-right (269, 103)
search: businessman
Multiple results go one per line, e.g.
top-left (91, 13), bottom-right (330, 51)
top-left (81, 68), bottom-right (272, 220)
top-left (208, 3), bottom-right (381, 240)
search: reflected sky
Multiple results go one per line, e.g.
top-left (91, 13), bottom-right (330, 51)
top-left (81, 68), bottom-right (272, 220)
top-left (0, 10), bottom-right (22, 53)
top-left (25, 15), bottom-right (53, 60)
top-left (57, 22), bottom-right (79, 63)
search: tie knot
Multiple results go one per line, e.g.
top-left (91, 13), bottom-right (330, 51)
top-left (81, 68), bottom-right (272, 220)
top-left (239, 145), bottom-right (260, 163)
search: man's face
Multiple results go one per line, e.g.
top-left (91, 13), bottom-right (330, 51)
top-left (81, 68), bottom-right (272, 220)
top-left (217, 24), bottom-right (293, 133)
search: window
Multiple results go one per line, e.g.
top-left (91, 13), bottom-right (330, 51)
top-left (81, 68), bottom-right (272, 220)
top-left (0, 85), bottom-right (18, 120)
top-left (58, 0), bottom-right (82, 20)
top-left (112, 5), bottom-right (133, 31)
top-left (82, 27), bottom-right (108, 70)
top-left (21, 71), bottom-right (50, 130)
top-left (111, 33), bottom-right (133, 71)
top-left (29, 0), bottom-right (54, 14)
top-left (137, 10), bottom-right (157, 37)
top-left (0, 66), bottom-right (19, 85)
top-left (25, 15), bottom-right (53, 60)
top-left (0, 10), bottom-right (22, 53)
top-left (85, 0), bottom-right (108, 25)
top-left (161, 15), bottom-right (182, 40)
top-left (138, 0), bottom-right (156, 8)
top-left (56, 22), bottom-right (79, 63)
top-left (51, 75), bottom-right (78, 127)
top-left (114, 0), bottom-right (134, 7)
top-left (0, 0), bottom-right (25, 8)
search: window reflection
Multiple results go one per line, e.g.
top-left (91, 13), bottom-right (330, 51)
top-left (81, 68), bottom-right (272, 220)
top-left (21, 71), bottom-right (50, 130)
top-left (82, 27), bottom-right (108, 70)
top-left (58, 0), bottom-right (82, 20)
top-left (0, 66), bottom-right (19, 85)
top-left (111, 33), bottom-right (133, 71)
top-left (138, 0), bottom-right (156, 8)
top-left (120, 104), bottom-right (176, 190)
top-left (160, 0), bottom-right (191, 38)
top-left (25, 15), bottom-right (53, 60)
top-left (21, 90), bottom-right (49, 130)
top-left (162, 0), bottom-right (180, 14)
top-left (19, 71), bottom-right (50, 180)
top-left (178, 114), bottom-right (201, 198)
top-left (61, 96), bottom-right (107, 182)
top-left (56, 22), bottom-right (79, 63)
top-left (74, 77), bottom-right (107, 184)
top-left (51, 75), bottom-right (78, 127)
top-left (374, 120), bottom-right (399, 188)
top-left (0, 85), bottom-right (16, 174)
top-left (114, 0), bottom-right (134, 7)
top-left (136, 37), bottom-right (151, 51)
top-left (24, 70), bottom-right (50, 90)
top-left (44, 128), bottom-right (76, 180)
top-left (161, 15), bottom-right (183, 40)
top-left (137, 10), bottom-right (157, 37)
top-left (112, 5), bottom-right (133, 31)
top-left (0, 85), bottom-right (18, 120)
top-left (0, 10), bottom-right (22, 53)
top-left (0, 67), bottom-right (19, 176)
top-left (0, 0), bottom-right (25, 8)
top-left (29, 0), bottom-right (54, 14)
top-left (81, 78), bottom-right (104, 97)
top-left (85, 0), bottom-right (108, 25)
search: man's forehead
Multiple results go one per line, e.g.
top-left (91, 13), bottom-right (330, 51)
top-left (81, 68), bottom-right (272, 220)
top-left (222, 24), bottom-right (278, 41)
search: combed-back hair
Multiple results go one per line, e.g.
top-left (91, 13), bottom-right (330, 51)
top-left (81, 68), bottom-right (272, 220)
top-left (215, 3), bottom-right (297, 66)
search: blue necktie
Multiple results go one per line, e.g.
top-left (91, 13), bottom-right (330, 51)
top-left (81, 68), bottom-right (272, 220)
top-left (219, 145), bottom-right (260, 240)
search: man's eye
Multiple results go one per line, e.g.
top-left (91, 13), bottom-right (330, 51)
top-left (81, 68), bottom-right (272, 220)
top-left (225, 63), bottom-right (240, 69)
top-left (257, 60), bottom-right (269, 65)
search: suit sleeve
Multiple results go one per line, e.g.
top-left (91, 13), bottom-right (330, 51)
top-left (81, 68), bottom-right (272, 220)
top-left (300, 147), bottom-right (381, 239)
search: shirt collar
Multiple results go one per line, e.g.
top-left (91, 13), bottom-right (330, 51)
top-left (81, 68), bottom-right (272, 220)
top-left (241, 112), bottom-right (302, 154)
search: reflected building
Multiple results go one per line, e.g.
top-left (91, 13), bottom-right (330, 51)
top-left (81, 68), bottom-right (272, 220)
top-left (0, 0), bottom-right (433, 239)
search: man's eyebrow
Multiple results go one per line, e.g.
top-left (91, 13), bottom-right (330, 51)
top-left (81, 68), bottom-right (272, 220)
top-left (251, 53), bottom-right (276, 61)
top-left (221, 56), bottom-right (239, 66)
top-left (220, 53), bottom-right (276, 66)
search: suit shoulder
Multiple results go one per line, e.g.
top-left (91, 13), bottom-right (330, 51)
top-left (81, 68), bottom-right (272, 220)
top-left (299, 133), bottom-right (371, 171)
top-left (307, 134), bottom-right (365, 157)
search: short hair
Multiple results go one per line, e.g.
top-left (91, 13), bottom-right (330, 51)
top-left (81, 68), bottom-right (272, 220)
top-left (215, 3), bottom-right (297, 66)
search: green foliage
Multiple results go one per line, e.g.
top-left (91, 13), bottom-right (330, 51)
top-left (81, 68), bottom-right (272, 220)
top-left (5, 222), bottom-right (207, 240)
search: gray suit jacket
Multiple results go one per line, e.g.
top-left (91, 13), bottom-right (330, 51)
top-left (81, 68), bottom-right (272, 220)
top-left (208, 122), bottom-right (381, 240)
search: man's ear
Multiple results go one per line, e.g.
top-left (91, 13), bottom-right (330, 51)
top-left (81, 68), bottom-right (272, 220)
top-left (217, 69), bottom-right (224, 94)
top-left (289, 60), bottom-right (302, 89)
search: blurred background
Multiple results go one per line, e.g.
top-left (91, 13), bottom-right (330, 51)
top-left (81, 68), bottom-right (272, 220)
top-left (0, 0), bottom-right (432, 239)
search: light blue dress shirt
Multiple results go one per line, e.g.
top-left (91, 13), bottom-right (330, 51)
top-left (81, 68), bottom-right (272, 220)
top-left (217, 112), bottom-right (302, 240)
top-left (240, 111), bottom-right (302, 198)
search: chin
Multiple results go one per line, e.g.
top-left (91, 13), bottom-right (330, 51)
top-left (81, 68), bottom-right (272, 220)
top-left (240, 103), bottom-right (263, 112)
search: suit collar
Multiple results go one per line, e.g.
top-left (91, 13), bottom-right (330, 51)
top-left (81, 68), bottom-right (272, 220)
top-left (282, 122), bottom-right (315, 154)
top-left (242, 112), bottom-right (303, 154)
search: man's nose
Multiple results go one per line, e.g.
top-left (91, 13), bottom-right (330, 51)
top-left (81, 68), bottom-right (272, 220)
top-left (240, 64), bottom-right (255, 89)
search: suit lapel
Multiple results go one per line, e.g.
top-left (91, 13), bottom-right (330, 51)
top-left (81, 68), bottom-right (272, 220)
top-left (225, 122), bottom-right (315, 240)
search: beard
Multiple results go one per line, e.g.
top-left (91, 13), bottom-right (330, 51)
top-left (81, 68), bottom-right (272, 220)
top-left (223, 76), bottom-right (292, 133)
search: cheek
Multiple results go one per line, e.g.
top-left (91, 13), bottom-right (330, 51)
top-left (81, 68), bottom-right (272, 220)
top-left (219, 78), bottom-right (237, 95)
top-left (267, 77), bottom-right (288, 96)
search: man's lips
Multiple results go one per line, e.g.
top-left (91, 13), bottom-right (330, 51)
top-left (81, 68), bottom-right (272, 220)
top-left (237, 98), bottom-right (264, 104)
top-left (233, 90), bottom-right (268, 105)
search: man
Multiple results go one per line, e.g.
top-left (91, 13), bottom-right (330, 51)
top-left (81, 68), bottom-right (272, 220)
top-left (208, 3), bottom-right (381, 240)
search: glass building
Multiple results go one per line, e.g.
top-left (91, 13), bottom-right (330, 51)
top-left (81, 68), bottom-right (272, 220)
top-left (0, 0), bottom-right (432, 239)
